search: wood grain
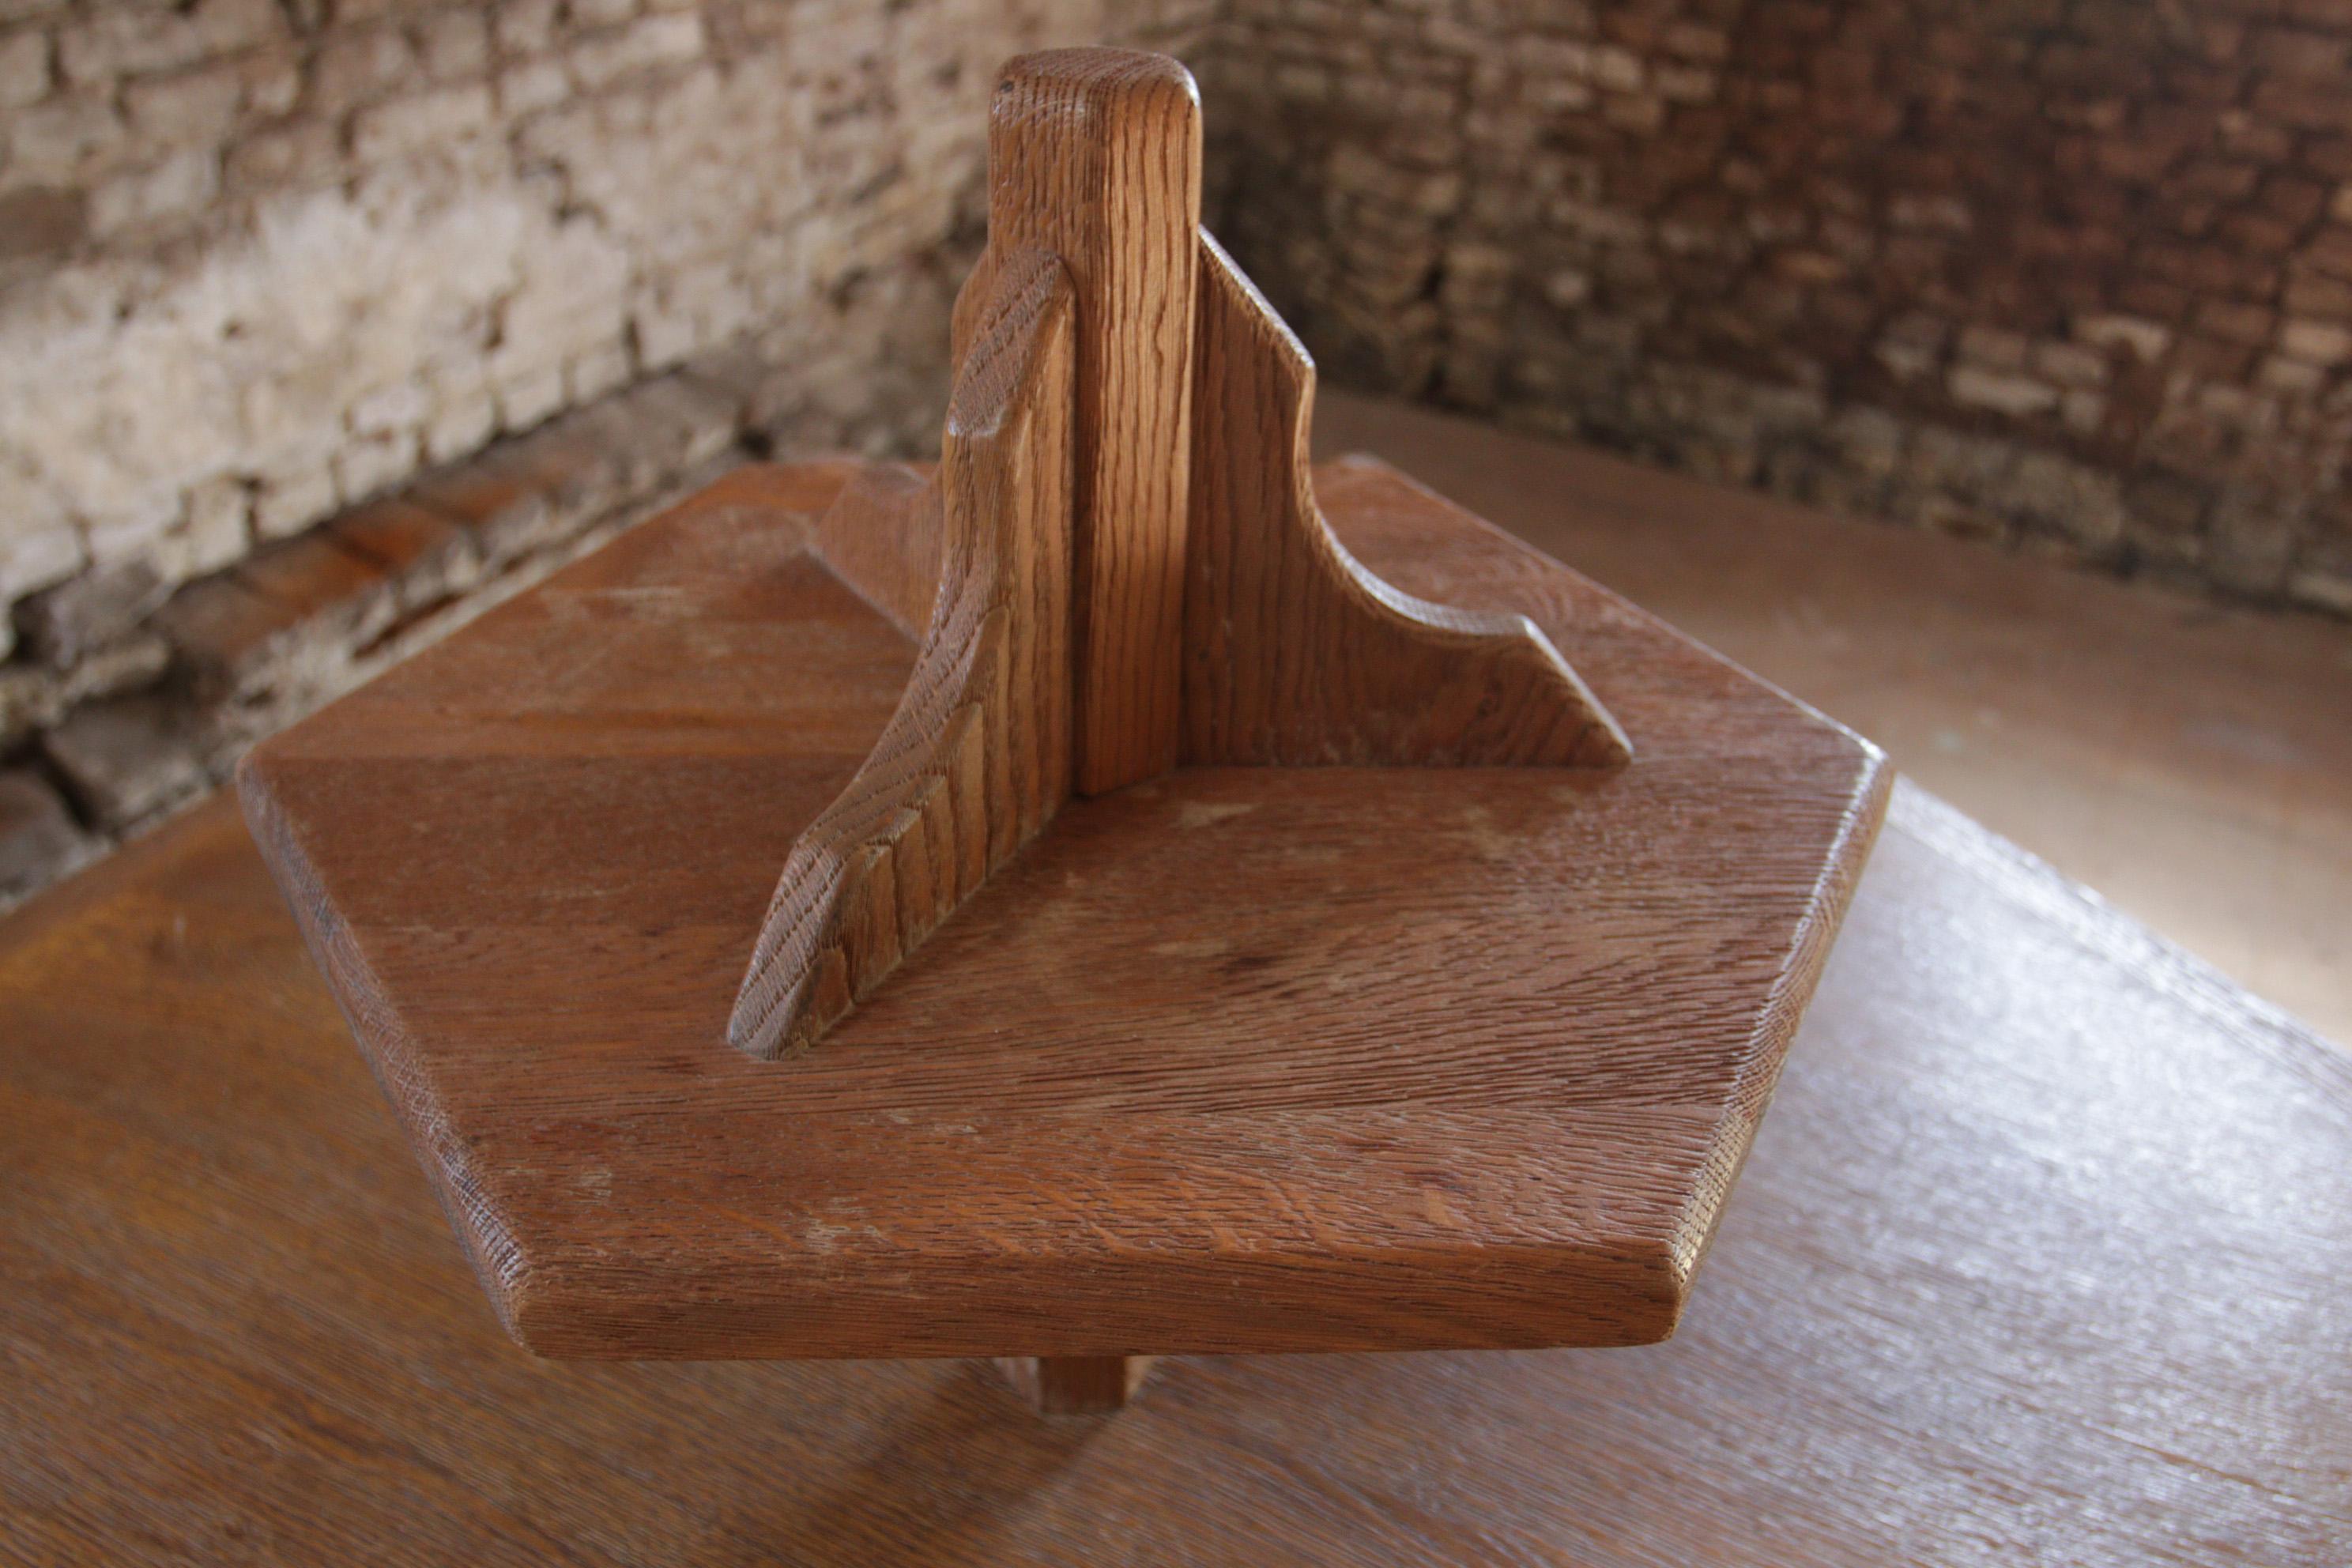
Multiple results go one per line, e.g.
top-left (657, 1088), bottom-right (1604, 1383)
top-left (983, 48), bottom-right (1200, 794)
top-left (729, 251), bottom-right (1075, 1060)
top-left (237, 459), bottom-right (1886, 1359)
top-left (7, 782), bottom-right (2348, 1563)
top-left (735, 50), bottom-right (1628, 1054)
top-left (1313, 385), bottom-right (2352, 1045)
top-left (1185, 232), bottom-right (1629, 767)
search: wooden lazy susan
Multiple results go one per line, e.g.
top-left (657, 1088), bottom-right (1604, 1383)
top-left (240, 49), bottom-right (1890, 1417)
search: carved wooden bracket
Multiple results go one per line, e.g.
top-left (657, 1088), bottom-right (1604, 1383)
top-left (728, 48), bottom-right (1630, 1062)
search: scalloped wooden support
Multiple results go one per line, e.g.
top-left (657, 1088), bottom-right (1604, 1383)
top-left (1184, 232), bottom-right (1630, 768)
top-left (729, 250), bottom-right (1075, 1058)
top-left (728, 48), bottom-right (1629, 1062)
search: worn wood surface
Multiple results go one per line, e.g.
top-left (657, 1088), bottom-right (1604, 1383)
top-left (729, 251), bottom-right (1075, 1059)
top-left (237, 459), bottom-right (1885, 1359)
top-left (5, 781), bottom-right (2346, 1563)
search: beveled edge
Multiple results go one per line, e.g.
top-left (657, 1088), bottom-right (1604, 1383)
top-left (235, 465), bottom-right (861, 1349)
top-left (239, 458), bottom-right (1889, 1362)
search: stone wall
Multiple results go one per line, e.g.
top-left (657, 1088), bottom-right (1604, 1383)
top-left (10, 0), bottom-right (2352, 910)
top-left (0, 0), bottom-right (1208, 909)
top-left (1203, 0), bottom-right (2352, 616)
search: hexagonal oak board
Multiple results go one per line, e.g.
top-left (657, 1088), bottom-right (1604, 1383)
top-left (240, 457), bottom-right (1886, 1362)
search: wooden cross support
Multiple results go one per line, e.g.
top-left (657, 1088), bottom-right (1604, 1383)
top-left (729, 50), bottom-right (1629, 1069)
top-left (239, 48), bottom-right (1886, 1422)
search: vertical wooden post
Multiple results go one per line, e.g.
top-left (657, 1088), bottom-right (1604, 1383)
top-left (983, 49), bottom-right (1201, 795)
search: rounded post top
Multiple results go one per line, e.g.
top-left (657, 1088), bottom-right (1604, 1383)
top-left (994, 47), bottom-right (1201, 115)
top-left (982, 45), bottom-right (1204, 796)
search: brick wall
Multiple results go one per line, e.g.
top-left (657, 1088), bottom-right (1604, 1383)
top-left (0, 0), bottom-right (1208, 909)
top-left (1203, 0), bottom-right (2352, 616)
top-left (9, 1), bottom-right (2352, 910)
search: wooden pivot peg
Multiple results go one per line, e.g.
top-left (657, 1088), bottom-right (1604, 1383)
top-left (994, 1355), bottom-right (1155, 1416)
top-left (729, 46), bottom-right (1633, 1059)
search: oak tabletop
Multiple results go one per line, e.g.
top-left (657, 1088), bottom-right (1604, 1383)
top-left (4, 776), bottom-right (2346, 1565)
top-left (234, 459), bottom-right (1886, 1363)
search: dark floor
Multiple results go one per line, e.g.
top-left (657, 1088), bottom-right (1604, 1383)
top-left (1317, 391), bottom-right (2352, 1046)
